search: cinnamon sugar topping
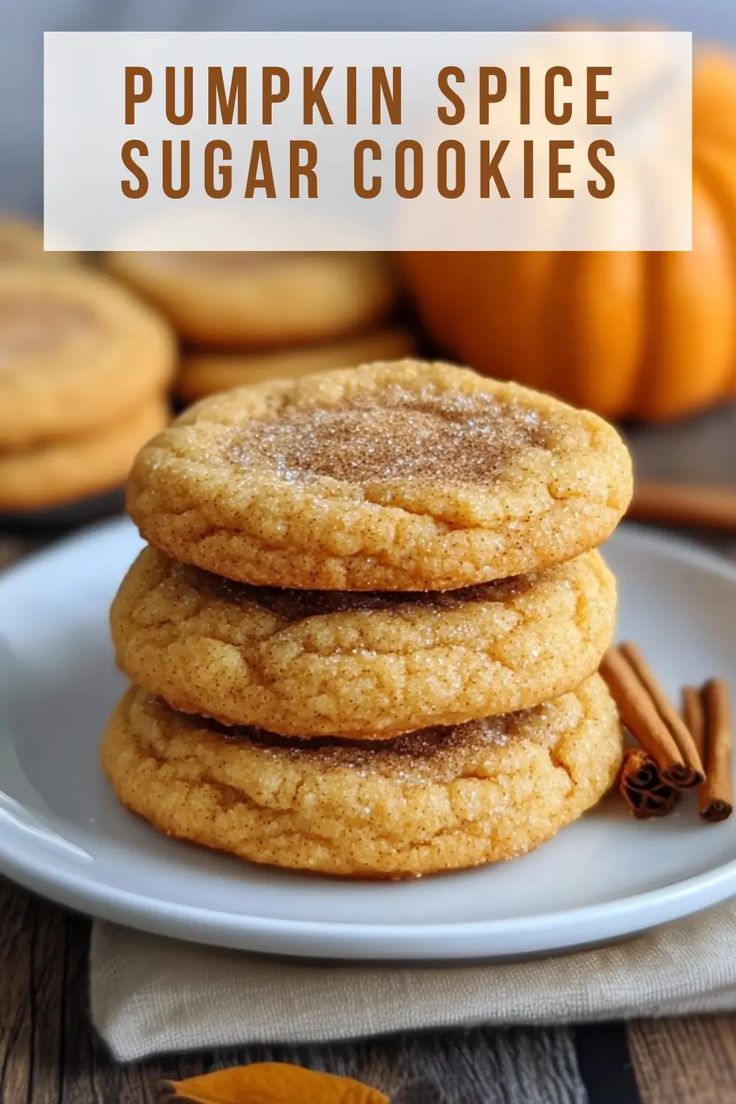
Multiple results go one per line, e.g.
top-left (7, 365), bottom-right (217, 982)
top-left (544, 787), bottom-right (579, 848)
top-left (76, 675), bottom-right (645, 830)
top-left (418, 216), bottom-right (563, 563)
top-left (205, 569), bottom-right (535, 620)
top-left (228, 384), bottom-right (547, 484)
top-left (208, 710), bottom-right (519, 769)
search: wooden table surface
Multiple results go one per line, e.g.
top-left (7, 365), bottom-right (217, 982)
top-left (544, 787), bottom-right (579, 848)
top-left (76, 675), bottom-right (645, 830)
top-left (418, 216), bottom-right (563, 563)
top-left (1, 404), bottom-right (736, 1104)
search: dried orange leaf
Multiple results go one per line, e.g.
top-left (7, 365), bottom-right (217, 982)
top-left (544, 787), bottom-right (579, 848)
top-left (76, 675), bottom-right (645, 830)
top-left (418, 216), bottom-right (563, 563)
top-left (163, 1061), bottom-right (389, 1104)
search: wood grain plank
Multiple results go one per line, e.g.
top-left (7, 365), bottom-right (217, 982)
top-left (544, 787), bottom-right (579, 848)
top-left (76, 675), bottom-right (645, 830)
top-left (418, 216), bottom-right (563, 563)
top-left (0, 880), bottom-right (34, 1104)
top-left (628, 1017), bottom-right (736, 1104)
top-left (60, 905), bottom-right (163, 1104)
top-left (27, 887), bottom-right (67, 1104)
top-left (0, 878), bottom-right (66, 1104)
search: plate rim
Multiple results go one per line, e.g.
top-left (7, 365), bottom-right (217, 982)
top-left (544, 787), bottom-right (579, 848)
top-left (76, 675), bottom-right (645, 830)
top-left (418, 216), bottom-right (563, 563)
top-left (2, 516), bottom-right (736, 959)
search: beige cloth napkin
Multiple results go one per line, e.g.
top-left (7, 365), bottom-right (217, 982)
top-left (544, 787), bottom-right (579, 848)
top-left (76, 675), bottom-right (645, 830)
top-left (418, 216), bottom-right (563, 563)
top-left (91, 900), bottom-right (736, 1061)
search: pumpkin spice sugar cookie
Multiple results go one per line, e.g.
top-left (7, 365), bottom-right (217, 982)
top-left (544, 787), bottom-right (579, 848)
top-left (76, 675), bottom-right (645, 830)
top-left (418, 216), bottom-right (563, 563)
top-left (0, 265), bottom-right (175, 450)
top-left (111, 546), bottom-right (616, 738)
top-left (106, 251), bottom-right (396, 348)
top-left (101, 675), bottom-right (623, 878)
top-left (127, 360), bottom-right (633, 591)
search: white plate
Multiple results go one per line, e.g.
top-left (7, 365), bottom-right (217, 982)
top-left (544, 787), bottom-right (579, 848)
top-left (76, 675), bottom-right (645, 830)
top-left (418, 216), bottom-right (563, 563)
top-left (1, 517), bottom-right (735, 961)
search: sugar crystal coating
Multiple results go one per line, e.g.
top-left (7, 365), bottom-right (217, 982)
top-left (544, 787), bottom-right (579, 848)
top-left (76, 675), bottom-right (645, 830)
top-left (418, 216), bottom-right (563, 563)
top-left (228, 384), bottom-right (548, 485)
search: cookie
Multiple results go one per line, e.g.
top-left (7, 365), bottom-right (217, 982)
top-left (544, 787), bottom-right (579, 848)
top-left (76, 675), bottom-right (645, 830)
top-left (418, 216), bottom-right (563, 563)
top-left (127, 360), bottom-right (633, 591)
top-left (101, 675), bottom-right (622, 878)
top-left (176, 326), bottom-right (416, 402)
top-left (0, 265), bottom-right (175, 450)
top-left (0, 215), bottom-right (77, 267)
top-left (111, 546), bottom-right (616, 738)
top-left (106, 251), bottom-right (396, 348)
top-left (0, 396), bottom-right (168, 511)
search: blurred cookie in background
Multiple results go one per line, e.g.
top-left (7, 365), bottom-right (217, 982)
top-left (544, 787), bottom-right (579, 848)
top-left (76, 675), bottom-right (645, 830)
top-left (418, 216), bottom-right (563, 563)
top-left (105, 251), bottom-right (398, 348)
top-left (0, 264), bottom-right (174, 517)
top-left (176, 324), bottom-right (416, 402)
top-left (0, 265), bottom-right (175, 450)
top-left (0, 214), bottom-right (78, 267)
top-left (0, 395), bottom-right (168, 512)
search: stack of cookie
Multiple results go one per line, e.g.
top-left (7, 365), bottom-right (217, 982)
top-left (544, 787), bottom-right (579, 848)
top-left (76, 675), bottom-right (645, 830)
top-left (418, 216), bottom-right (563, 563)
top-left (0, 265), bottom-right (175, 515)
top-left (103, 360), bottom-right (632, 879)
top-left (106, 250), bottom-right (415, 403)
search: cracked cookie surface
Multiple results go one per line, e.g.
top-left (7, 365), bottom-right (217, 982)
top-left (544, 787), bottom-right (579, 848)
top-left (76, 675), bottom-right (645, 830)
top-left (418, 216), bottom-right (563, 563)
top-left (111, 546), bottom-right (616, 737)
top-left (127, 359), bottom-right (633, 590)
top-left (101, 675), bottom-right (622, 878)
top-left (0, 265), bottom-right (175, 449)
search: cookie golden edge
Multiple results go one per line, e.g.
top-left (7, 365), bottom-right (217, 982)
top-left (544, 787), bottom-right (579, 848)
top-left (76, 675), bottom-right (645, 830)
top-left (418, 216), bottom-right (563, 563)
top-left (100, 675), bottom-right (623, 879)
top-left (106, 251), bottom-right (397, 347)
top-left (0, 395), bottom-right (169, 511)
top-left (111, 545), bottom-right (617, 738)
top-left (127, 359), bottom-right (634, 590)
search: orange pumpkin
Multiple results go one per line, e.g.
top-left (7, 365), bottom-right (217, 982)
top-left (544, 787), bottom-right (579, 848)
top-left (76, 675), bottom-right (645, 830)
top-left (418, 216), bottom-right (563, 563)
top-left (402, 47), bottom-right (736, 420)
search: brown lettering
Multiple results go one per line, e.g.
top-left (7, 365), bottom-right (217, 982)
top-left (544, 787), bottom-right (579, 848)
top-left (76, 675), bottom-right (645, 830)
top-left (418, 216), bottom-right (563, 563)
top-left (208, 67), bottom-right (247, 124)
top-left (290, 140), bottom-right (318, 197)
top-left (204, 140), bottom-right (232, 197)
top-left (120, 140), bottom-right (148, 197)
top-left (165, 66), bottom-right (193, 125)
top-left (519, 66), bottom-right (531, 125)
top-left (587, 66), bottom-right (612, 124)
top-left (262, 67), bottom-right (290, 124)
top-left (373, 67), bottom-right (402, 124)
top-left (545, 67), bottom-right (572, 125)
top-left (304, 67), bottom-right (332, 124)
top-left (549, 139), bottom-right (574, 198)
top-left (523, 138), bottom-right (534, 198)
top-left (124, 67), bottom-right (152, 125)
top-left (395, 140), bottom-right (422, 198)
top-left (480, 139), bottom-right (510, 198)
top-left (588, 139), bottom-right (615, 197)
top-left (162, 139), bottom-right (190, 198)
top-left (437, 67), bottom-right (465, 124)
top-left (437, 140), bottom-right (465, 198)
top-left (354, 140), bottom-right (381, 197)
top-left (346, 66), bottom-right (357, 124)
top-left (479, 67), bottom-right (507, 125)
top-left (244, 140), bottom-right (276, 197)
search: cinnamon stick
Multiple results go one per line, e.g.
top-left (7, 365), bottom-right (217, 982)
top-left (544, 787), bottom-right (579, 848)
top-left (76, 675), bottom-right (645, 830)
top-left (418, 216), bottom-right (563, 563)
top-left (600, 646), bottom-right (693, 787)
top-left (628, 481), bottom-right (736, 534)
top-left (681, 685), bottom-right (706, 761)
top-left (619, 747), bottom-right (680, 818)
top-left (700, 679), bottom-right (733, 822)
top-left (618, 643), bottom-right (704, 787)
